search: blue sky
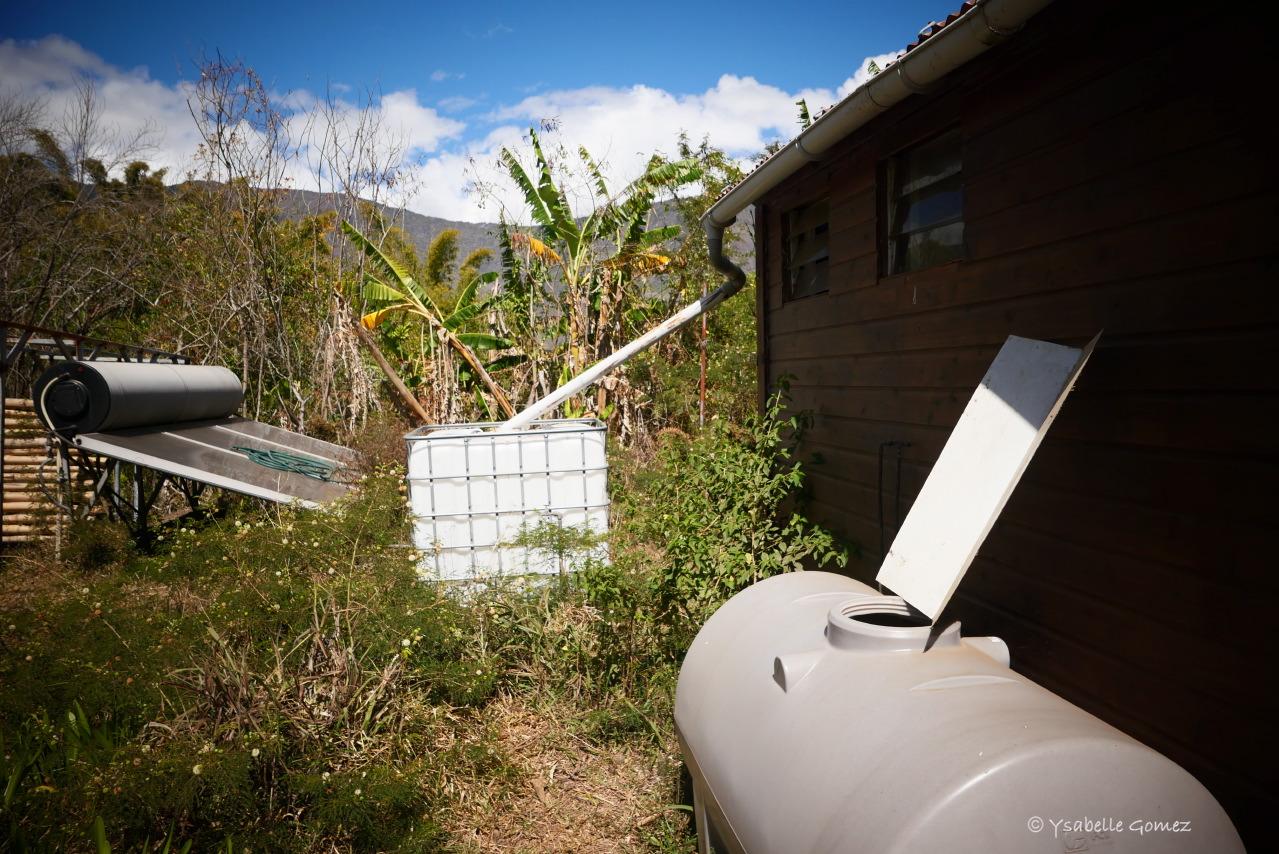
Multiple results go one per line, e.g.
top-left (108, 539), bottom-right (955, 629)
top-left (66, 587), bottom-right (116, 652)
top-left (2, 0), bottom-right (955, 220)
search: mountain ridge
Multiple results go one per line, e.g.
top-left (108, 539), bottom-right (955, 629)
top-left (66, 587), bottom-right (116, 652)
top-left (274, 188), bottom-right (755, 275)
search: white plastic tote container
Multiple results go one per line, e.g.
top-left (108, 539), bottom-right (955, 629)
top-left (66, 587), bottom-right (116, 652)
top-left (405, 418), bottom-right (608, 581)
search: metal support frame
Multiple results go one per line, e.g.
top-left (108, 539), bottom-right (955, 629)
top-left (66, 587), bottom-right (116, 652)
top-left (1, 320), bottom-right (188, 368)
top-left (60, 445), bottom-right (206, 541)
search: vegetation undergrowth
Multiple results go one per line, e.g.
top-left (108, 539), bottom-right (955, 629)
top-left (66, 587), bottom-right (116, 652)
top-left (1, 388), bottom-right (845, 852)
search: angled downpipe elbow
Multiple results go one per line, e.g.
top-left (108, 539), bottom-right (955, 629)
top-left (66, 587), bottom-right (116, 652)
top-left (702, 218), bottom-right (748, 310)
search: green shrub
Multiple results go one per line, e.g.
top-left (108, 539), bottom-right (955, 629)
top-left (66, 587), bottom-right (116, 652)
top-left (510, 518), bottom-right (603, 579)
top-left (622, 387), bottom-right (848, 635)
top-left (291, 763), bottom-right (439, 851)
top-left (347, 411), bottom-right (413, 471)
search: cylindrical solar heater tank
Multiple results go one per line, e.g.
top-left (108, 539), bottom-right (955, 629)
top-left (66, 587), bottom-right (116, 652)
top-left (675, 572), bottom-right (1243, 854)
top-left (33, 361), bottom-right (243, 434)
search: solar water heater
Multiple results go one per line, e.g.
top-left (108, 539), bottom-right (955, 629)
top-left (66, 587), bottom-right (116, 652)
top-left (32, 360), bottom-right (358, 535)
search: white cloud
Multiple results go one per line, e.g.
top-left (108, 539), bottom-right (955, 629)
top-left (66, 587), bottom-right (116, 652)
top-left (438, 95), bottom-right (480, 113)
top-left (457, 73), bottom-right (865, 221)
top-left (0, 35), bottom-right (901, 223)
top-left (1, 34), bottom-right (201, 177)
top-left (430, 69), bottom-right (465, 83)
top-left (374, 89), bottom-right (463, 155)
top-left (0, 34), bottom-right (110, 85)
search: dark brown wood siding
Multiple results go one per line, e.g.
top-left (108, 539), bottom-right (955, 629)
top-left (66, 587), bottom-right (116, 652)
top-left (755, 2), bottom-right (1278, 846)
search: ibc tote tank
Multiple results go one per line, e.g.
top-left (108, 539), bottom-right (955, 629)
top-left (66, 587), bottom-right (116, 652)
top-left (674, 571), bottom-right (1243, 854)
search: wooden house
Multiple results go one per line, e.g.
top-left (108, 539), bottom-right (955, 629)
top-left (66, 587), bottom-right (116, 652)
top-left (704, 0), bottom-right (1277, 845)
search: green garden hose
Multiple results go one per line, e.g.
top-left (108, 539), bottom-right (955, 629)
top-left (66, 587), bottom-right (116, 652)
top-left (232, 446), bottom-right (338, 482)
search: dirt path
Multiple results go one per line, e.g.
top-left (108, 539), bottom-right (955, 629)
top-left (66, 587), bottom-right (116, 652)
top-left (443, 694), bottom-right (688, 853)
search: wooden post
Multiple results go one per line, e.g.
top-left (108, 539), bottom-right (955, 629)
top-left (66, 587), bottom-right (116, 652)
top-left (698, 280), bottom-right (708, 429)
top-left (351, 320), bottom-right (431, 425)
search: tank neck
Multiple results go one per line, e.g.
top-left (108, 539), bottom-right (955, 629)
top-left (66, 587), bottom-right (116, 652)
top-left (826, 595), bottom-right (960, 652)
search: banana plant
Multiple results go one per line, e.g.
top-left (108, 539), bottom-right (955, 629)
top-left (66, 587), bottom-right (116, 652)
top-left (497, 129), bottom-right (702, 416)
top-left (342, 219), bottom-right (518, 418)
top-left (499, 131), bottom-right (699, 297)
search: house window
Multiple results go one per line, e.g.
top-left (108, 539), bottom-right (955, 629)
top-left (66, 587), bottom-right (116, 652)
top-left (883, 130), bottom-right (964, 275)
top-left (783, 199), bottom-right (829, 300)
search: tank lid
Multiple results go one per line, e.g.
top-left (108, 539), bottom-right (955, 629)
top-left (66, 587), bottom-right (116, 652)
top-left (876, 333), bottom-right (1100, 621)
top-left (48, 379), bottom-right (90, 418)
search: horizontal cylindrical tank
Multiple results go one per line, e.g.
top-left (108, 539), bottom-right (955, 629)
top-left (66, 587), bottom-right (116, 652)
top-left (675, 572), bottom-right (1242, 854)
top-left (33, 361), bottom-right (243, 435)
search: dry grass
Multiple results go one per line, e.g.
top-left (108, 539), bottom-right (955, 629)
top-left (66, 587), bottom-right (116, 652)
top-left (444, 694), bottom-right (686, 854)
top-left (0, 547), bottom-right (79, 610)
top-left (0, 546), bottom-right (209, 621)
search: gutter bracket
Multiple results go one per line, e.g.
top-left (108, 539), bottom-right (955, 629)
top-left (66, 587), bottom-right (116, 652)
top-left (895, 63), bottom-right (932, 95)
top-left (978, 3), bottom-right (1024, 45)
top-left (794, 135), bottom-right (823, 163)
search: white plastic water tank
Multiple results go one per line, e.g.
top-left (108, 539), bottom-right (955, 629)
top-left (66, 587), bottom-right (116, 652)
top-left (405, 418), bottom-right (608, 581)
top-left (675, 571), bottom-right (1243, 854)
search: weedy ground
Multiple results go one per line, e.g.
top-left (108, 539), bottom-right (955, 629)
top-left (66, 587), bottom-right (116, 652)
top-left (0, 397), bottom-right (841, 852)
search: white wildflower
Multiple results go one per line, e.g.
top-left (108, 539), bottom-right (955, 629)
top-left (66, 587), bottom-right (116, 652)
top-left (192, 764), bottom-right (203, 775)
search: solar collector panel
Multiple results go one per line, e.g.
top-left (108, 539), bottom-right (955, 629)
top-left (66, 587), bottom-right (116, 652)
top-left (74, 417), bottom-right (355, 507)
top-left (205, 418), bottom-right (358, 465)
